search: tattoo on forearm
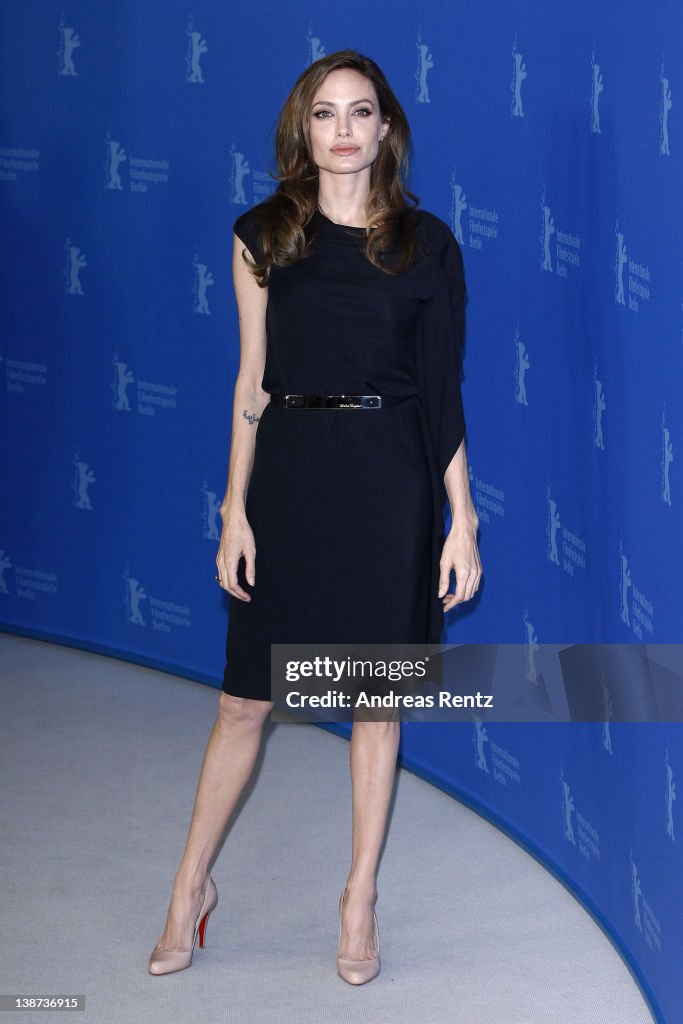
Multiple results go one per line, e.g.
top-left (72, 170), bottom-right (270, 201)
top-left (243, 409), bottom-right (260, 425)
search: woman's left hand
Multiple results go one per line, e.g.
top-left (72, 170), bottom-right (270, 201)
top-left (438, 521), bottom-right (482, 612)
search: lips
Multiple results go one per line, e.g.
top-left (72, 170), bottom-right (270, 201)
top-left (331, 146), bottom-right (359, 154)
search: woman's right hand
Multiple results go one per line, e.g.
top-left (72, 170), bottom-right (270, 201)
top-left (216, 508), bottom-right (256, 601)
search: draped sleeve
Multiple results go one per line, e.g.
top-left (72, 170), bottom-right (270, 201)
top-left (233, 203), bottom-right (266, 263)
top-left (414, 215), bottom-right (467, 507)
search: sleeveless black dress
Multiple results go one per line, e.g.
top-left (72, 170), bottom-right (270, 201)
top-left (222, 205), bottom-right (467, 701)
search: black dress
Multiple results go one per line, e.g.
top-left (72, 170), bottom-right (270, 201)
top-left (222, 204), bottom-right (467, 701)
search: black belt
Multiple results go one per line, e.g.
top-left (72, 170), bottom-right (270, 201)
top-left (270, 393), bottom-right (409, 409)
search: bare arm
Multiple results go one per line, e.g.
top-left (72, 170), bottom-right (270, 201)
top-left (216, 233), bottom-right (270, 600)
top-left (438, 438), bottom-right (482, 611)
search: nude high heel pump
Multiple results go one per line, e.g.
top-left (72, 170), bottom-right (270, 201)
top-left (336, 887), bottom-right (381, 985)
top-left (148, 875), bottom-right (218, 975)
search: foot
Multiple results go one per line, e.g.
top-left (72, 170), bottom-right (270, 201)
top-left (338, 883), bottom-right (378, 961)
top-left (151, 874), bottom-right (209, 954)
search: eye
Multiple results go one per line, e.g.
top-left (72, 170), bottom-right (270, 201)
top-left (313, 109), bottom-right (333, 118)
top-left (353, 107), bottom-right (372, 116)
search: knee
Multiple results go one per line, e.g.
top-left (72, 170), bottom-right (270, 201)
top-left (218, 690), bottom-right (273, 728)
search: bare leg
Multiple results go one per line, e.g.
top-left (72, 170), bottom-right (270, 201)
top-left (338, 716), bottom-right (400, 960)
top-left (151, 692), bottom-right (273, 953)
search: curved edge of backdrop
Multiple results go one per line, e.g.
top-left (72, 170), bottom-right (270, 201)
top-left (0, 623), bottom-right (663, 1024)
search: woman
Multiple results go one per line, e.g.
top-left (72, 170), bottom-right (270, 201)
top-left (148, 49), bottom-right (482, 985)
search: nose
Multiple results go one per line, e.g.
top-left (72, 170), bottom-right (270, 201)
top-left (337, 114), bottom-right (351, 137)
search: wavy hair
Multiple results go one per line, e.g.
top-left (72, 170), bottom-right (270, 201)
top-left (241, 50), bottom-right (420, 285)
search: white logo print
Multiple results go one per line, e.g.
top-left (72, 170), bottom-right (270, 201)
top-left (450, 169), bottom-right (498, 250)
top-left (627, 849), bottom-right (662, 950)
top-left (618, 539), bottom-right (632, 627)
top-left (662, 410), bottom-right (673, 506)
top-left (541, 193), bottom-right (554, 271)
top-left (64, 236), bottom-right (87, 295)
top-left (660, 60), bottom-right (672, 156)
top-left (629, 849), bottom-right (643, 930)
top-left (202, 479), bottom-right (222, 540)
top-left (665, 748), bottom-right (676, 841)
top-left (523, 608), bottom-right (539, 683)
top-left (593, 364), bottom-right (606, 450)
top-left (123, 567), bottom-right (192, 632)
top-left (111, 349), bottom-right (178, 416)
top-left (601, 677), bottom-right (613, 754)
top-left (590, 48), bottom-right (603, 134)
top-left (0, 550), bottom-right (12, 594)
top-left (415, 31), bottom-right (434, 104)
top-left (104, 132), bottom-right (170, 192)
top-left (124, 567), bottom-right (147, 625)
top-left (470, 465), bottom-right (505, 525)
top-left (193, 253), bottom-right (214, 314)
top-left (514, 323), bottom-right (530, 405)
top-left (229, 141), bottom-right (251, 205)
top-left (450, 172), bottom-right (467, 246)
top-left (186, 19), bottom-right (208, 83)
top-left (614, 215), bottom-right (651, 311)
top-left (473, 716), bottom-right (489, 772)
top-left (57, 16), bottom-right (80, 77)
top-left (104, 133), bottom-right (127, 190)
top-left (72, 452), bottom-right (95, 510)
top-left (614, 219), bottom-right (627, 304)
top-left (561, 769), bottom-right (600, 860)
top-left (511, 37), bottom-right (526, 117)
top-left (546, 484), bottom-right (586, 575)
top-left (540, 190), bottom-right (580, 276)
top-left (112, 351), bottom-right (135, 411)
top-left (561, 773), bottom-right (576, 844)
top-left (307, 24), bottom-right (326, 64)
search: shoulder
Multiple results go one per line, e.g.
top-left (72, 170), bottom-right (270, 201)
top-left (411, 207), bottom-right (464, 279)
top-left (233, 201), bottom-right (268, 239)
top-left (412, 208), bottom-right (459, 250)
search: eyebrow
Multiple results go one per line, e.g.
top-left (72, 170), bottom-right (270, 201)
top-left (311, 97), bottom-right (376, 107)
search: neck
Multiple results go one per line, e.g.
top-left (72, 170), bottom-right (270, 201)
top-left (317, 169), bottom-right (370, 227)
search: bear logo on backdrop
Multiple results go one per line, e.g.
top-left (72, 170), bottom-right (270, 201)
top-left (193, 251), bottom-right (214, 314)
top-left (590, 48), bottom-right (603, 134)
top-left (593, 364), bottom-right (606, 451)
top-left (511, 36), bottom-right (526, 118)
top-left (618, 539), bottom-right (655, 639)
top-left (72, 452), bottom-right (95, 510)
top-left (201, 479), bottom-right (223, 541)
top-left (665, 748), bottom-right (676, 841)
top-left (64, 236), bottom-right (87, 295)
top-left (560, 768), bottom-right (600, 861)
top-left (469, 463), bottom-right (505, 527)
top-left (415, 30), bottom-right (434, 104)
top-left (449, 169), bottom-right (499, 252)
top-left (659, 60), bottom-right (672, 156)
top-left (540, 191), bottom-right (581, 278)
top-left (614, 216), bottom-right (651, 312)
top-left (514, 323), bottom-right (530, 407)
top-left (104, 131), bottom-right (169, 192)
top-left (601, 678), bottom-right (614, 754)
top-left (545, 484), bottom-right (587, 576)
top-left (111, 349), bottom-right (178, 417)
top-left (629, 847), bottom-right (662, 951)
top-left (307, 24), bottom-right (326, 65)
top-left (661, 412), bottom-right (674, 506)
top-left (57, 16), bottom-right (80, 78)
top-left (186, 17), bottom-right (208, 84)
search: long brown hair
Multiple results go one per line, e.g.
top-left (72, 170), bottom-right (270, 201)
top-left (242, 50), bottom-right (420, 286)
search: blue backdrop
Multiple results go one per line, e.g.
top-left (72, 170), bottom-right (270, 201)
top-left (1, 3), bottom-right (681, 1020)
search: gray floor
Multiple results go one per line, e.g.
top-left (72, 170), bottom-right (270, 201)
top-left (0, 633), bottom-right (655, 1024)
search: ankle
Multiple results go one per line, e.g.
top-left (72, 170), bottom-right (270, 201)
top-left (344, 878), bottom-right (378, 902)
top-left (174, 866), bottom-right (207, 897)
